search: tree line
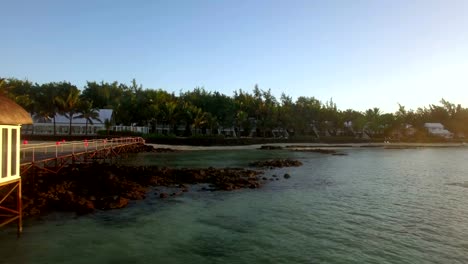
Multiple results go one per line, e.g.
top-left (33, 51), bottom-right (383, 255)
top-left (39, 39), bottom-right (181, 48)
top-left (1, 77), bottom-right (468, 139)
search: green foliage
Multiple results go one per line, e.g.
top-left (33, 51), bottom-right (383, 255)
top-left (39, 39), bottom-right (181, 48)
top-left (75, 100), bottom-right (101, 135)
top-left (4, 76), bottom-right (468, 141)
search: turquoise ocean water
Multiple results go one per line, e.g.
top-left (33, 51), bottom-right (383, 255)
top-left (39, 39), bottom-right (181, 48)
top-left (1, 147), bottom-right (468, 264)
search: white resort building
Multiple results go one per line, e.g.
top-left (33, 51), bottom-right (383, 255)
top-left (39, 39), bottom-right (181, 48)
top-left (23, 109), bottom-right (112, 135)
top-left (424, 123), bottom-right (453, 139)
top-left (22, 109), bottom-right (151, 135)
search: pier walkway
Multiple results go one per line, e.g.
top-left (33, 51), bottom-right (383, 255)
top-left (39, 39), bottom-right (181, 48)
top-left (20, 137), bottom-right (145, 174)
top-left (0, 137), bottom-right (145, 236)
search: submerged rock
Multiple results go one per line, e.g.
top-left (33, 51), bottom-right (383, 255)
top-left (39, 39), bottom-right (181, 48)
top-left (332, 153), bottom-right (348, 156)
top-left (249, 159), bottom-right (303, 168)
top-left (290, 148), bottom-right (348, 156)
top-left (292, 148), bottom-right (337, 154)
top-left (259, 145), bottom-right (283, 150)
top-left (20, 163), bottom-right (264, 217)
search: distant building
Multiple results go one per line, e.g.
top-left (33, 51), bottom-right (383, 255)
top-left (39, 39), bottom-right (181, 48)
top-left (24, 109), bottom-right (113, 135)
top-left (424, 123), bottom-right (453, 139)
top-left (113, 125), bottom-right (149, 134)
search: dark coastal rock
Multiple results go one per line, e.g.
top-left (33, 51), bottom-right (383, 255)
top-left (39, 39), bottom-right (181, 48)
top-left (153, 148), bottom-right (179, 153)
top-left (19, 162), bottom-right (265, 217)
top-left (136, 144), bottom-right (179, 153)
top-left (75, 197), bottom-right (95, 215)
top-left (290, 148), bottom-right (349, 156)
top-left (292, 148), bottom-right (337, 154)
top-left (107, 197), bottom-right (129, 210)
top-left (332, 153), bottom-right (348, 156)
top-left (259, 145), bottom-right (283, 150)
top-left (284, 173), bottom-right (291, 179)
top-left (249, 159), bottom-right (303, 168)
top-left (95, 196), bottom-right (129, 210)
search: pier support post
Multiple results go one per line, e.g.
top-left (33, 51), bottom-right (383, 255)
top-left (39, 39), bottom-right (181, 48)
top-left (0, 179), bottom-right (22, 236)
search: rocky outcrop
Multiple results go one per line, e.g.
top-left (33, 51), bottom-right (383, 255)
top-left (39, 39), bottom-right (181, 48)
top-left (249, 159), bottom-right (303, 168)
top-left (289, 148), bottom-right (347, 156)
top-left (258, 145), bottom-right (283, 150)
top-left (14, 143), bottom-right (306, 218)
top-left (20, 164), bottom-right (264, 217)
top-left (292, 148), bottom-right (337, 154)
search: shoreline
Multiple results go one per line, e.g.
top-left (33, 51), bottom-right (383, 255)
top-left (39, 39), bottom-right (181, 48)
top-left (150, 142), bottom-right (468, 151)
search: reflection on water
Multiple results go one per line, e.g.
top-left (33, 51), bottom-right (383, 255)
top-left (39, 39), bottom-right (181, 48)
top-left (1, 148), bottom-right (468, 263)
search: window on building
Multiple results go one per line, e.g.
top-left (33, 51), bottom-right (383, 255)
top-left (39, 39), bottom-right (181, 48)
top-left (11, 128), bottom-right (17, 176)
top-left (2, 128), bottom-right (8, 178)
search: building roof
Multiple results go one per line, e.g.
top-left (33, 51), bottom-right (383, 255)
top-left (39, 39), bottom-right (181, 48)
top-left (0, 95), bottom-right (33, 125)
top-left (424, 123), bottom-right (444, 128)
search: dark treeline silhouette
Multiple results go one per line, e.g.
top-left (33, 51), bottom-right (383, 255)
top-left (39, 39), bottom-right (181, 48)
top-left (2, 77), bottom-right (467, 140)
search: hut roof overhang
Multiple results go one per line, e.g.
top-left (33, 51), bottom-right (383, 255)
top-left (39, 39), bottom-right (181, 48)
top-left (0, 95), bottom-right (33, 125)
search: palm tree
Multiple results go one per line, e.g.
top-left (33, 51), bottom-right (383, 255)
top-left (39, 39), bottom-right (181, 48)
top-left (75, 101), bottom-right (101, 135)
top-left (37, 83), bottom-right (61, 135)
top-left (365, 107), bottom-right (382, 136)
top-left (55, 84), bottom-right (81, 135)
top-left (0, 78), bottom-right (13, 96)
top-left (235, 110), bottom-right (249, 137)
top-left (162, 101), bottom-right (179, 135)
top-left (192, 107), bottom-right (208, 135)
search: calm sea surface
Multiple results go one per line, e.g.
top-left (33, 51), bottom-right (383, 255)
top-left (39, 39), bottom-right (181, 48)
top-left (1, 147), bottom-right (468, 264)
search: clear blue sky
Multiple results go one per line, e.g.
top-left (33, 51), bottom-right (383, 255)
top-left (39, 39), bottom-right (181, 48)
top-left (2, 0), bottom-right (467, 113)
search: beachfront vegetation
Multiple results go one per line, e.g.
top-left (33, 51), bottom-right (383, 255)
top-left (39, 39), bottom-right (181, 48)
top-left (2, 77), bottom-right (468, 140)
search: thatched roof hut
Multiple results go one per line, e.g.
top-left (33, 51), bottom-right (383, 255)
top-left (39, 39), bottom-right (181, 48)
top-left (0, 96), bottom-right (32, 125)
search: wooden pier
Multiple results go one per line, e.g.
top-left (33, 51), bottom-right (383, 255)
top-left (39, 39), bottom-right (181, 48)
top-left (0, 137), bottom-right (145, 235)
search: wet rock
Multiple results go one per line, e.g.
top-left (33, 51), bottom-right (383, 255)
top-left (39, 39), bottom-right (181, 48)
top-left (109, 197), bottom-right (129, 209)
top-left (291, 148), bottom-right (337, 154)
top-left (19, 162), bottom-right (266, 218)
top-left (249, 159), bottom-right (303, 168)
top-left (171, 191), bottom-right (183, 196)
top-left (332, 153), bottom-right (348, 156)
top-left (259, 145), bottom-right (283, 150)
top-left (97, 196), bottom-right (129, 210)
top-left (153, 148), bottom-right (179, 153)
